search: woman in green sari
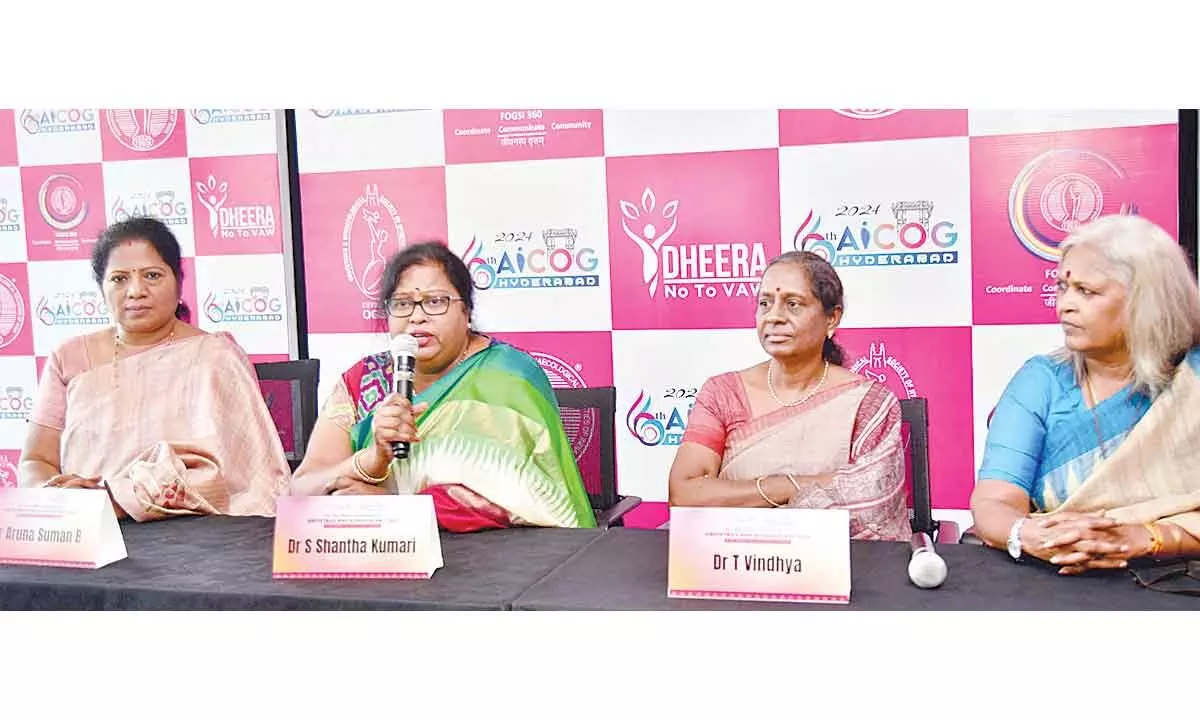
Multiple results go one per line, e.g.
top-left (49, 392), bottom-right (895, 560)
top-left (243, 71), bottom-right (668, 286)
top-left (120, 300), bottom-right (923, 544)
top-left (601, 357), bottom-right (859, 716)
top-left (291, 242), bottom-right (595, 532)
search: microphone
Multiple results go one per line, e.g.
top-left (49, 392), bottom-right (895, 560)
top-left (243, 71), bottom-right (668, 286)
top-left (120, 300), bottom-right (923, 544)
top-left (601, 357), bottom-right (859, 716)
top-left (389, 333), bottom-right (419, 460)
top-left (908, 532), bottom-right (947, 589)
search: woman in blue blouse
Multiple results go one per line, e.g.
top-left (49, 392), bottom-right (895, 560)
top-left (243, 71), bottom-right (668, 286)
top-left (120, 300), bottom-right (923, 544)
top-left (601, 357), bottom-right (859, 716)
top-left (971, 215), bottom-right (1200, 574)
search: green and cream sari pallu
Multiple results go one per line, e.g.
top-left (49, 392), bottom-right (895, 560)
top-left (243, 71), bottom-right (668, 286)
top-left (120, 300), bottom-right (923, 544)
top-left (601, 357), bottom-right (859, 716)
top-left (345, 339), bottom-right (596, 532)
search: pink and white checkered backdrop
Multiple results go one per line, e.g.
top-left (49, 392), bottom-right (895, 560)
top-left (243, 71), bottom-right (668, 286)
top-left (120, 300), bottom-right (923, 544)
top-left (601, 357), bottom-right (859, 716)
top-left (294, 109), bottom-right (1181, 529)
top-left (0, 109), bottom-right (1182, 530)
top-left (0, 109), bottom-right (294, 488)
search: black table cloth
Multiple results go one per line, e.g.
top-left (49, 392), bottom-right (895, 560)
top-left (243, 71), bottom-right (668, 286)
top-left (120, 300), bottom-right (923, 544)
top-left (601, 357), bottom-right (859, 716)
top-left (0, 515), bottom-right (603, 610)
top-left (512, 528), bottom-right (1200, 610)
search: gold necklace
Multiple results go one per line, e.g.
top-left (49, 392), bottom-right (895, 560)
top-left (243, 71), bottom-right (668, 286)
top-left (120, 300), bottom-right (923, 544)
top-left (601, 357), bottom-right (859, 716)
top-left (767, 359), bottom-right (829, 408)
top-left (112, 321), bottom-right (177, 391)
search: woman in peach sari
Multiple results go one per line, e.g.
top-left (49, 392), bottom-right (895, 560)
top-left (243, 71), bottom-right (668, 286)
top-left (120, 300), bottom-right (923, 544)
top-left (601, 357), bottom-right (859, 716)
top-left (18, 217), bottom-right (290, 521)
top-left (668, 251), bottom-right (910, 541)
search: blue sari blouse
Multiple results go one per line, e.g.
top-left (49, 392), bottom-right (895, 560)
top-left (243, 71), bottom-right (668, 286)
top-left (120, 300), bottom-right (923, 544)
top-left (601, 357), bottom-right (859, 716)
top-left (978, 349), bottom-right (1200, 512)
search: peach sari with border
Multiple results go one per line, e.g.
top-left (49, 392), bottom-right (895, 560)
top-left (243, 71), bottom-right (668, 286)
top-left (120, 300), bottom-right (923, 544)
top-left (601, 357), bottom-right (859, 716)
top-left (31, 331), bottom-right (290, 521)
top-left (684, 373), bottom-right (911, 541)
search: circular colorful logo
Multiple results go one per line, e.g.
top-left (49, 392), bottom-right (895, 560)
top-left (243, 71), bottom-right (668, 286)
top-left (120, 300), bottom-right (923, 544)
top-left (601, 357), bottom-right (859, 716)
top-left (0, 274), bottom-right (26, 349)
top-left (531, 351), bottom-right (595, 458)
top-left (37, 174), bottom-right (88, 232)
top-left (626, 391), bottom-right (667, 447)
top-left (463, 236), bottom-right (495, 290)
top-left (1008, 148), bottom-right (1131, 262)
top-left (106, 109), bottom-right (179, 152)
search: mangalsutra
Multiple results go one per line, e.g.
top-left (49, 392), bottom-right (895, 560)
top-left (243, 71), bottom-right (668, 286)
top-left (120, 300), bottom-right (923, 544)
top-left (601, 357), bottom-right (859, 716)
top-left (767, 359), bottom-right (829, 408)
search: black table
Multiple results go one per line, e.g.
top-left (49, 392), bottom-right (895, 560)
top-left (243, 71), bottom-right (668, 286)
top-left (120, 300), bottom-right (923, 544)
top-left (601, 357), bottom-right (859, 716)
top-left (512, 528), bottom-right (1200, 610)
top-left (0, 516), bottom-right (603, 610)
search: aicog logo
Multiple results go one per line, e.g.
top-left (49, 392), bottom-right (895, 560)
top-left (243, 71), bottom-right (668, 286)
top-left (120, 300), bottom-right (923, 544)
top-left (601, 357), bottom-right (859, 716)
top-left (38, 174), bottom-right (89, 232)
top-left (530, 351), bottom-right (595, 458)
top-left (0, 196), bottom-right (21, 233)
top-left (36, 290), bottom-right (110, 327)
top-left (832, 109), bottom-right (901, 120)
top-left (1009, 148), bottom-right (1133, 262)
top-left (204, 287), bottom-right (284, 323)
top-left (190, 109), bottom-right (272, 125)
top-left (194, 174), bottom-right (277, 240)
top-left (0, 274), bottom-right (26, 350)
top-left (618, 187), bottom-right (765, 300)
top-left (111, 190), bottom-right (189, 227)
top-left (105, 110), bottom-right (179, 152)
top-left (20, 109), bottom-right (96, 135)
top-left (793, 201), bottom-right (959, 268)
top-left (849, 342), bottom-right (917, 399)
top-left (0, 385), bottom-right (34, 421)
top-left (342, 183), bottom-right (406, 320)
top-left (464, 227), bottom-right (600, 291)
top-left (625, 387), bottom-right (694, 447)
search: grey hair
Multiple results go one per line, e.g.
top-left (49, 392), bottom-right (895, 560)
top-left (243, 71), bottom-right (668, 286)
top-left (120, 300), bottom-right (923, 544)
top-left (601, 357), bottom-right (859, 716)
top-left (1050, 214), bottom-right (1200, 398)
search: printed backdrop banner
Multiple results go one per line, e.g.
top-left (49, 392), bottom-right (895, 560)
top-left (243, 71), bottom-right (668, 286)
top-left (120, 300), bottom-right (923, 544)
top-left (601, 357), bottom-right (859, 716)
top-left (0, 109), bottom-right (293, 488)
top-left (295, 109), bottom-right (1180, 529)
top-left (4, 109), bottom-right (1178, 528)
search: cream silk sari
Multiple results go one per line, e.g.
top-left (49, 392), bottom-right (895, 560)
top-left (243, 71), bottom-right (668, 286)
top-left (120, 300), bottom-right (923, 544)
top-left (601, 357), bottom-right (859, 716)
top-left (1042, 357), bottom-right (1200, 537)
top-left (44, 333), bottom-right (290, 521)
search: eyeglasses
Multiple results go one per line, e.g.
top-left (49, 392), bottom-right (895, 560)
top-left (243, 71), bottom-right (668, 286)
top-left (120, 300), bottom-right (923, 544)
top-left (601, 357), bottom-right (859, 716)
top-left (385, 295), bottom-right (462, 318)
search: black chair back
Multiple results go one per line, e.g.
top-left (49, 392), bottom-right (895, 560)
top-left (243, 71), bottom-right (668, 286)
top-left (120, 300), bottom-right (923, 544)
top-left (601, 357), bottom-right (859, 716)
top-left (552, 386), bottom-right (618, 513)
top-left (899, 397), bottom-right (936, 537)
top-left (254, 359), bottom-right (320, 472)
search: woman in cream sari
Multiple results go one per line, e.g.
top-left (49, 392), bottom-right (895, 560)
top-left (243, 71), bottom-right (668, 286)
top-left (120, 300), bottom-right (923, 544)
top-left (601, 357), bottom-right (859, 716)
top-left (668, 251), bottom-right (909, 541)
top-left (971, 215), bottom-right (1200, 574)
top-left (18, 218), bottom-right (290, 520)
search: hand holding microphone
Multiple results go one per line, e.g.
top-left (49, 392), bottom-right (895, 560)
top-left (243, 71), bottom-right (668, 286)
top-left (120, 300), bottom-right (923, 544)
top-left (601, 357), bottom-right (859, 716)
top-left (368, 334), bottom-right (428, 463)
top-left (908, 532), bottom-right (948, 589)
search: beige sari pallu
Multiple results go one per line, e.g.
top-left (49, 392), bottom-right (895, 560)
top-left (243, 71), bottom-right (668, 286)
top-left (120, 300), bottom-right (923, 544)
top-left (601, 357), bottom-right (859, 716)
top-left (1044, 359), bottom-right (1200, 538)
top-left (716, 381), bottom-right (910, 541)
top-left (58, 334), bottom-right (290, 521)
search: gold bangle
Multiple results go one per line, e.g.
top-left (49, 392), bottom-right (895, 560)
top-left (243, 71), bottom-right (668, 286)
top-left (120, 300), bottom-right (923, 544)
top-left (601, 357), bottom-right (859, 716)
top-left (352, 450), bottom-right (391, 484)
top-left (1144, 522), bottom-right (1164, 557)
top-left (756, 476), bottom-right (782, 508)
top-left (785, 473), bottom-right (802, 493)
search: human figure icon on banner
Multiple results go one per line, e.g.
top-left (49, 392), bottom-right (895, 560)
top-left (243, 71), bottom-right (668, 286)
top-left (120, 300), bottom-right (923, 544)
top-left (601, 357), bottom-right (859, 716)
top-left (1041, 173), bottom-right (1103, 234)
top-left (194, 175), bottom-right (228, 235)
top-left (341, 184), bottom-right (406, 303)
top-left (359, 185), bottom-right (392, 297)
top-left (619, 187), bottom-right (679, 298)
